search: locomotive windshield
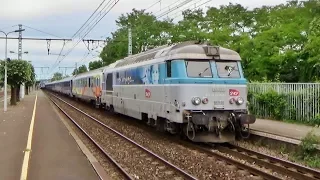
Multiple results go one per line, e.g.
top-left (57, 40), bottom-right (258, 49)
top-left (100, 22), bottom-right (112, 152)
top-left (185, 60), bottom-right (213, 78)
top-left (185, 60), bottom-right (240, 78)
top-left (216, 61), bottom-right (240, 78)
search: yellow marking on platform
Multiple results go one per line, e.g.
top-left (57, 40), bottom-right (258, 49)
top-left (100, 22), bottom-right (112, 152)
top-left (20, 94), bottom-right (38, 180)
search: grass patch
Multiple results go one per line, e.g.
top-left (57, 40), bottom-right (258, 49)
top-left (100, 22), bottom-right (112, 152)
top-left (292, 131), bottom-right (320, 168)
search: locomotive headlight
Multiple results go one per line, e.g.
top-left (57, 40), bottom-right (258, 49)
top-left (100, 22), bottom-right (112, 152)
top-left (202, 97), bottom-right (209, 104)
top-left (236, 97), bottom-right (244, 105)
top-left (191, 97), bottom-right (201, 105)
top-left (174, 100), bottom-right (180, 108)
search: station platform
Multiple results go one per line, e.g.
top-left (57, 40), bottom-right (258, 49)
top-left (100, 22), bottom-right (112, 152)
top-left (250, 118), bottom-right (320, 141)
top-left (0, 90), bottom-right (101, 180)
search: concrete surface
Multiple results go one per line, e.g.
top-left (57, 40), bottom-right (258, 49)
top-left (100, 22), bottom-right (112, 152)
top-left (0, 92), bottom-right (37, 180)
top-left (27, 91), bottom-right (99, 180)
top-left (251, 118), bottom-right (320, 140)
top-left (0, 91), bottom-right (100, 180)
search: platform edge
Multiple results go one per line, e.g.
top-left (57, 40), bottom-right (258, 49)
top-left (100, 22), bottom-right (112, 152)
top-left (45, 93), bottom-right (111, 180)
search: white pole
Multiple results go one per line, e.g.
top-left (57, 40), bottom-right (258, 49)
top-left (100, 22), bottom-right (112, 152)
top-left (4, 34), bottom-right (7, 112)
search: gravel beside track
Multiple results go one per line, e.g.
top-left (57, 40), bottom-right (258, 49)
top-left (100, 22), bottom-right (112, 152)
top-left (46, 90), bottom-right (320, 180)
top-left (218, 144), bottom-right (320, 180)
top-left (48, 93), bottom-right (197, 180)
top-left (232, 140), bottom-right (320, 170)
top-left (46, 91), bottom-right (254, 180)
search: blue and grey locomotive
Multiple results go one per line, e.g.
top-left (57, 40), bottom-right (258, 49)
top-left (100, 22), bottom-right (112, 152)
top-left (45, 41), bottom-right (256, 143)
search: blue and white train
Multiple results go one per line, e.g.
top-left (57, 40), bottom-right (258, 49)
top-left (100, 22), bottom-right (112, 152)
top-left (45, 41), bottom-right (256, 143)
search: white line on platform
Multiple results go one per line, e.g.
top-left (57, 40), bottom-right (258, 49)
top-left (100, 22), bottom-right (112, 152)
top-left (20, 93), bottom-right (38, 180)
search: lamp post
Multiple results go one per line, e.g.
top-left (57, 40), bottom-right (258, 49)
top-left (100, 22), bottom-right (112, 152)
top-left (0, 29), bottom-right (25, 112)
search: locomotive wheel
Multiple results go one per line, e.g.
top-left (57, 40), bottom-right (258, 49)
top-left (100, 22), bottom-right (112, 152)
top-left (156, 118), bottom-right (166, 132)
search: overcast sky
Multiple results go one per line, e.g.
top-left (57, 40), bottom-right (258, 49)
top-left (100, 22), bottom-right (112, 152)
top-left (0, 0), bottom-right (288, 80)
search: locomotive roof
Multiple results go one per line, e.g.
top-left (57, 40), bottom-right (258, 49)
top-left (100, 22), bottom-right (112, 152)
top-left (46, 76), bottom-right (74, 85)
top-left (73, 66), bottom-right (105, 79)
top-left (114, 41), bottom-right (242, 68)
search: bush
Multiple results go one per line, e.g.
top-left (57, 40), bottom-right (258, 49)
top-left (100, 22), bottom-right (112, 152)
top-left (294, 131), bottom-right (320, 168)
top-left (248, 89), bottom-right (288, 120)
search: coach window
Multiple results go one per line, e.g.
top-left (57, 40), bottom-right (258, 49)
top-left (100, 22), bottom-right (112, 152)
top-left (106, 73), bottom-right (113, 91)
top-left (166, 61), bottom-right (171, 78)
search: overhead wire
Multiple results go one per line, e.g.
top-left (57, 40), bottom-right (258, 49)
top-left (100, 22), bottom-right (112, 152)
top-left (70, 0), bottom-right (108, 39)
top-left (145, 0), bottom-right (162, 12)
top-left (60, 0), bottom-right (204, 76)
top-left (152, 0), bottom-right (184, 15)
top-left (128, 0), bottom-right (196, 34)
top-left (99, 0), bottom-right (199, 57)
top-left (49, 0), bottom-right (115, 73)
top-left (155, 0), bottom-right (194, 18)
top-left (22, 24), bottom-right (64, 38)
top-left (70, 1), bottom-right (119, 69)
top-left (171, 0), bottom-right (211, 20)
top-left (73, 0), bottom-right (116, 39)
top-left (15, 24), bottom-right (67, 78)
top-left (62, 0), bottom-right (117, 57)
top-left (47, 0), bottom-right (119, 77)
top-left (0, 24), bottom-right (18, 31)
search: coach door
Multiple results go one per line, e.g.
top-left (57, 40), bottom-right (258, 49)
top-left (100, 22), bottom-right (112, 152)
top-left (70, 80), bottom-right (73, 96)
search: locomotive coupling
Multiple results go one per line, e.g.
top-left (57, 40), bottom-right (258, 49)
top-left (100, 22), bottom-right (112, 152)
top-left (237, 114), bottom-right (256, 125)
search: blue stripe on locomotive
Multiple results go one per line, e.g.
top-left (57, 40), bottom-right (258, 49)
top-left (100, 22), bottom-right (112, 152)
top-left (114, 60), bottom-right (247, 85)
top-left (115, 63), bottom-right (166, 85)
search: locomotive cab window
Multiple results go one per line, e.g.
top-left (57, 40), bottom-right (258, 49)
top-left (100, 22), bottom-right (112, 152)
top-left (216, 61), bottom-right (240, 78)
top-left (185, 60), bottom-right (212, 78)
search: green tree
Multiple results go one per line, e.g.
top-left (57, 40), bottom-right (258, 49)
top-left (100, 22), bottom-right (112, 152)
top-left (99, 0), bottom-right (320, 83)
top-left (25, 63), bottom-right (36, 95)
top-left (0, 59), bottom-right (33, 105)
top-left (72, 65), bottom-right (88, 75)
top-left (89, 60), bottom-right (104, 70)
top-left (51, 72), bottom-right (63, 81)
top-left (100, 9), bottom-right (174, 66)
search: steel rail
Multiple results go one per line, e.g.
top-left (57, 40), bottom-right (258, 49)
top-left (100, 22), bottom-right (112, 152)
top-left (178, 142), bottom-right (282, 180)
top-left (47, 95), bottom-right (133, 179)
top-left (49, 92), bottom-right (198, 180)
top-left (224, 144), bottom-right (320, 180)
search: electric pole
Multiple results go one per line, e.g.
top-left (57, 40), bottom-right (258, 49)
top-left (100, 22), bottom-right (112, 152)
top-left (128, 24), bottom-right (132, 56)
top-left (34, 67), bottom-right (49, 74)
top-left (59, 67), bottom-right (75, 76)
top-left (18, 24), bottom-right (23, 60)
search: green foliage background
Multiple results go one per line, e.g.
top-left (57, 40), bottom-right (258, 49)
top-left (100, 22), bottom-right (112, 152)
top-left (248, 84), bottom-right (320, 125)
top-left (94, 0), bottom-right (320, 83)
top-left (90, 0), bottom-right (320, 123)
top-left (0, 60), bottom-right (35, 88)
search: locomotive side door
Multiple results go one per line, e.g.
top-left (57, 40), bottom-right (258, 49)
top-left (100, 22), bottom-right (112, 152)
top-left (164, 61), bottom-right (172, 119)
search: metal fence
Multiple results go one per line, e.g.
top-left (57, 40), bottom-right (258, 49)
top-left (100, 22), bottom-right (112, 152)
top-left (248, 83), bottom-right (320, 122)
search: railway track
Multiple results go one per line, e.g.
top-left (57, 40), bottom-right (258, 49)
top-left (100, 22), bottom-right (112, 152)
top-left (47, 92), bottom-right (197, 180)
top-left (46, 91), bottom-right (320, 180)
top-left (181, 141), bottom-right (320, 180)
top-left (217, 144), bottom-right (320, 180)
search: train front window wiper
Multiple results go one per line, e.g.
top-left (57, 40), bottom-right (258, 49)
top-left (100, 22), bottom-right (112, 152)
top-left (199, 67), bottom-right (209, 77)
top-left (225, 66), bottom-right (235, 76)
